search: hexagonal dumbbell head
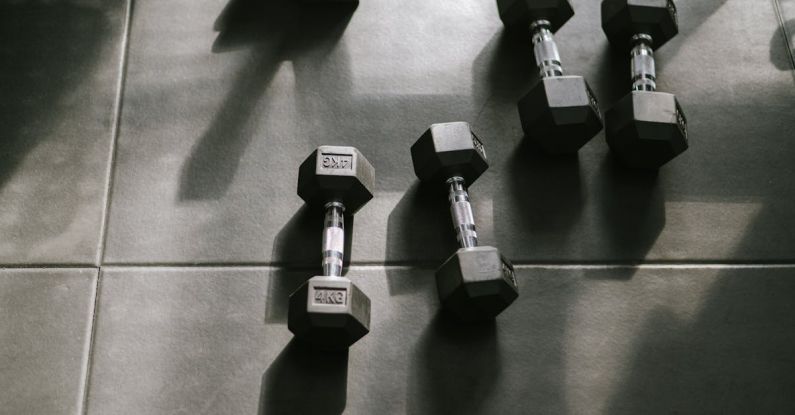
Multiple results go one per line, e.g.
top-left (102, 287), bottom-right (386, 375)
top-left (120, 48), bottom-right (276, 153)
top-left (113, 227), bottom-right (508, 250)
top-left (518, 75), bottom-right (603, 154)
top-left (288, 276), bottom-right (371, 350)
top-left (605, 90), bottom-right (688, 169)
top-left (410, 122), bottom-right (489, 187)
top-left (297, 146), bottom-right (375, 214)
top-left (496, 0), bottom-right (574, 33)
top-left (436, 247), bottom-right (519, 322)
top-left (602, 0), bottom-right (679, 50)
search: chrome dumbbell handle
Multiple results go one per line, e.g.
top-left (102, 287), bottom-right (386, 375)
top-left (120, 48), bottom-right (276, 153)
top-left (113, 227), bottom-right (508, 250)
top-left (322, 201), bottom-right (345, 277)
top-left (631, 34), bottom-right (657, 91)
top-left (447, 177), bottom-right (479, 249)
top-left (530, 19), bottom-right (564, 78)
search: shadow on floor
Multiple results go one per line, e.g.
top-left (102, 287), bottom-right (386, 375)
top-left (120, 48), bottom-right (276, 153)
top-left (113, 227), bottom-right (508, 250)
top-left (385, 182), bottom-right (458, 296)
top-left (594, 154), bottom-right (665, 278)
top-left (771, 18), bottom-right (795, 72)
top-left (259, 339), bottom-right (349, 415)
top-left (474, 29), bottom-right (535, 100)
top-left (506, 138), bottom-right (585, 247)
top-left (406, 313), bottom-right (500, 415)
top-left (606, 263), bottom-right (795, 412)
top-left (0, 3), bottom-right (107, 189)
top-left (179, 0), bottom-right (357, 201)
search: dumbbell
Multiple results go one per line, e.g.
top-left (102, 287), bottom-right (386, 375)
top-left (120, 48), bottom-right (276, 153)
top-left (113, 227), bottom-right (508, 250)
top-left (496, 0), bottom-right (603, 153)
top-left (411, 122), bottom-right (519, 321)
top-left (602, 0), bottom-right (688, 169)
top-left (288, 146), bottom-right (375, 350)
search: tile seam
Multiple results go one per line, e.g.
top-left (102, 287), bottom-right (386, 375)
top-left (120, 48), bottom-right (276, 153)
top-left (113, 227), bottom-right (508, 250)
top-left (2, 261), bottom-right (795, 270)
top-left (0, 264), bottom-right (96, 269)
top-left (79, 0), bottom-right (135, 413)
top-left (76, 269), bottom-right (102, 415)
top-left (94, 262), bottom-right (795, 272)
top-left (95, 0), bottom-right (134, 266)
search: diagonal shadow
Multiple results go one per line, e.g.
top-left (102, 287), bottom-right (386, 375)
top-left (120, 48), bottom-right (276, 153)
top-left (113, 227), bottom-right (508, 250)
top-left (259, 339), bottom-right (349, 415)
top-left (594, 154), bottom-right (665, 279)
top-left (507, 139), bottom-right (585, 256)
top-left (385, 182), bottom-right (458, 296)
top-left (179, 0), bottom-right (357, 201)
top-left (407, 313), bottom-right (500, 415)
top-left (0, 3), bottom-right (107, 190)
top-left (605, 226), bottom-right (795, 412)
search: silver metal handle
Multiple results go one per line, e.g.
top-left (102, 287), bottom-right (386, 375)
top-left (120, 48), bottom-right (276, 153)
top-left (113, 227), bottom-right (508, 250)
top-left (447, 177), bottom-right (478, 248)
top-left (631, 34), bottom-right (657, 91)
top-left (530, 19), bottom-right (564, 78)
top-left (322, 202), bottom-right (345, 277)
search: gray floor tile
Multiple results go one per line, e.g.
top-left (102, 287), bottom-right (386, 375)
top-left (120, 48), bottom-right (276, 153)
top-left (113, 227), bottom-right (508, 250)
top-left (86, 266), bottom-right (795, 414)
top-left (0, 268), bottom-right (98, 414)
top-left (103, 0), bottom-right (795, 265)
top-left (0, 1), bottom-right (129, 264)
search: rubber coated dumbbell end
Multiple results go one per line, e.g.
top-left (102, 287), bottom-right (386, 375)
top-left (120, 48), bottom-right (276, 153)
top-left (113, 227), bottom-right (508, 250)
top-left (518, 75), bottom-right (604, 153)
top-left (436, 247), bottom-right (519, 322)
top-left (410, 122), bottom-right (489, 187)
top-left (605, 90), bottom-right (688, 169)
top-left (601, 0), bottom-right (679, 51)
top-left (288, 276), bottom-right (371, 350)
top-left (496, 0), bottom-right (574, 33)
top-left (297, 145), bottom-right (375, 214)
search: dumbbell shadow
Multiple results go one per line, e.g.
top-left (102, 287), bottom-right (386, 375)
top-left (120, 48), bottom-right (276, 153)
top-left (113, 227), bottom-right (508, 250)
top-left (475, 30), bottom-right (536, 99)
top-left (211, 0), bottom-right (357, 53)
top-left (406, 313), bottom-right (500, 414)
top-left (265, 204), bottom-right (355, 323)
top-left (506, 138), bottom-right (585, 249)
top-left (591, 42), bottom-right (630, 111)
top-left (385, 182), bottom-right (459, 296)
top-left (595, 153), bottom-right (665, 279)
top-left (259, 339), bottom-right (349, 415)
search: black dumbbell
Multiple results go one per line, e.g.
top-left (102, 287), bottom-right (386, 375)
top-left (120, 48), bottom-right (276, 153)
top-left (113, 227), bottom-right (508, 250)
top-left (602, 0), bottom-right (688, 169)
top-left (496, 0), bottom-right (603, 153)
top-left (411, 122), bottom-right (519, 321)
top-left (288, 146), bottom-right (375, 350)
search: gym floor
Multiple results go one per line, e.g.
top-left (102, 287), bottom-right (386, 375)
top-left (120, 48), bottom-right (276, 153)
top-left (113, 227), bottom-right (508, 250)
top-left (1, 0), bottom-right (794, 413)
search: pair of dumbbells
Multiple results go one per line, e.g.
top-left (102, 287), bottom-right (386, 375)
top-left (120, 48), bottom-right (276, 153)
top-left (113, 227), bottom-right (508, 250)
top-left (497, 0), bottom-right (688, 169)
top-left (288, 123), bottom-right (518, 350)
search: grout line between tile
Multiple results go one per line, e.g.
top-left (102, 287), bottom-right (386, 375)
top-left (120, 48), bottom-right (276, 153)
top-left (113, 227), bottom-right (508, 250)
top-left (95, 0), bottom-right (134, 266)
top-left (92, 262), bottom-right (795, 272)
top-left (76, 269), bottom-right (102, 415)
top-left (0, 264), bottom-right (97, 270)
top-left (3, 261), bottom-right (795, 271)
top-left (773, 0), bottom-right (795, 82)
top-left (79, 0), bottom-right (135, 414)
